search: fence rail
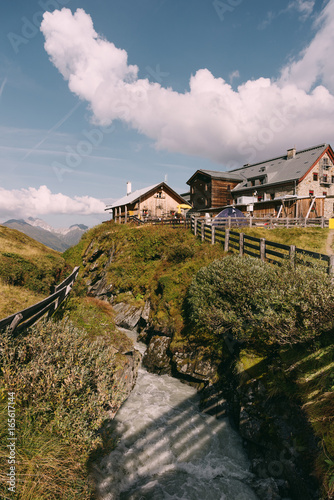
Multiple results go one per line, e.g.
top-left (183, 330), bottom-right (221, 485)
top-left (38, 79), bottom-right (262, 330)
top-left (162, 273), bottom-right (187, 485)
top-left (192, 216), bottom-right (330, 230)
top-left (191, 217), bottom-right (334, 276)
top-left (0, 266), bottom-right (80, 335)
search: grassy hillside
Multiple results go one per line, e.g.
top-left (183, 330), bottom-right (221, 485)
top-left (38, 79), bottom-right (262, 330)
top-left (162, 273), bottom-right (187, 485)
top-left (233, 226), bottom-right (332, 254)
top-left (0, 225), bottom-right (68, 318)
top-left (64, 221), bottom-right (333, 498)
top-left (0, 224), bottom-right (137, 499)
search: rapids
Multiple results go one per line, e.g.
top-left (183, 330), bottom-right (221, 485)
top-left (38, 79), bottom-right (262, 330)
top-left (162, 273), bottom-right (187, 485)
top-left (95, 330), bottom-right (258, 500)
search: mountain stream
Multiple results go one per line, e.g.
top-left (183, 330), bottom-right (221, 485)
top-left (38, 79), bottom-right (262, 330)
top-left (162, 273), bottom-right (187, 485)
top-left (95, 329), bottom-right (259, 500)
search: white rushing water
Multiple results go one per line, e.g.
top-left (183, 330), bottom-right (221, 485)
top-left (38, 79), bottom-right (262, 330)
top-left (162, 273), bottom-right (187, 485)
top-left (95, 330), bottom-right (258, 500)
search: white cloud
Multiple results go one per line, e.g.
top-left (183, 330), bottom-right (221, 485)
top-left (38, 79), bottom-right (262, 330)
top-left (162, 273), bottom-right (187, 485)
top-left (258, 1), bottom-right (315, 29)
top-left (288, 0), bottom-right (315, 20)
top-left (41, 5), bottom-right (334, 166)
top-left (280, 0), bottom-right (334, 93)
top-left (0, 185), bottom-right (105, 219)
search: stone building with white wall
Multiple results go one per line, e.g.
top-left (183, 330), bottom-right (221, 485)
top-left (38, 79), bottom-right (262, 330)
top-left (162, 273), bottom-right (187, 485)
top-left (220, 143), bottom-right (334, 219)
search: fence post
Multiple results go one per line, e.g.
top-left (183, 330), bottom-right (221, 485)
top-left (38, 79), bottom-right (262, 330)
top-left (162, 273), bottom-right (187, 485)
top-left (321, 217), bottom-right (325, 229)
top-left (260, 238), bottom-right (266, 261)
top-left (249, 217), bottom-right (253, 228)
top-left (329, 255), bottom-right (334, 281)
top-left (289, 244), bottom-right (296, 267)
top-left (9, 313), bottom-right (23, 333)
top-left (239, 233), bottom-right (244, 256)
top-left (201, 221), bottom-right (205, 241)
top-left (228, 216), bottom-right (231, 229)
top-left (224, 229), bottom-right (230, 252)
top-left (194, 217), bottom-right (198, 236)
top-left (211, 225), bottom-right (215, 245)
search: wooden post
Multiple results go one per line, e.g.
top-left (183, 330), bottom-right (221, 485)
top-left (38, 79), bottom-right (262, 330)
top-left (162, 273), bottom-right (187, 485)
top-left (228, 216), bottom-right (231, 229)
top-left (239, 233), bottom-right (244, 256)
top-left (211, 225), bottom-right (215, 245)
top-left (321, 217), bottom-right (325, 229)
top-left (260, 238), bottom-right (266, 261)
top-left (289, 245), bottom-right (296, 267)
top-left (286, 218), bottom-right (289, 228)
top-left (224, 229), bottom-right (230, 253)
top-left (9, 313), bottom-right (23, 332)
top-left (329, 255), bottom-right (334, 281)
top-left (249, 217), bottom-right (253, 228)
top-left (201, 221), bottom-right (205, 241)
top-left (125, 206), bottom-right (127, 224)
top-left (194, 217), bottom-right (198, 236)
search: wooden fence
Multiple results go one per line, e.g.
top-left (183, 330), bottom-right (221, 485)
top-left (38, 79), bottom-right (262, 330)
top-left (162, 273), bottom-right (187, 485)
top-left (192, 216), bottom-right (330, 229)
top-left (191, 218), bottom-right (334, 276)
top-left (0, 266), bottom-right (80, 335)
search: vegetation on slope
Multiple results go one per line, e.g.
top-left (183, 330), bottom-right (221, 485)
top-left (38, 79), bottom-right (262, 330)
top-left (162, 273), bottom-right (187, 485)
top-left (185, 254), bottom-right (334, 498)
top-left (0, 225), bottom-right (68, 317)
top-left (0, 226), bottom-right (135, 499)
top-left (0, 317), bottom-right (133, 499)
top-left (65, 221), bottom-right (333, 497)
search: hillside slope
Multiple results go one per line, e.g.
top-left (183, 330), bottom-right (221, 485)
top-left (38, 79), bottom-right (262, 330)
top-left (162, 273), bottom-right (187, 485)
top-left (0, 223), bottom-right (140, 499)
top-left (0, 225), bottom-right (67, 317)
top-left (65, 222), bottom-right (333, 499)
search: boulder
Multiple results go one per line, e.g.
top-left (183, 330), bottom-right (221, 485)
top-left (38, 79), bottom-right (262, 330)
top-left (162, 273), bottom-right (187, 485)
top-left (142, 335), bottom-right (172, 375)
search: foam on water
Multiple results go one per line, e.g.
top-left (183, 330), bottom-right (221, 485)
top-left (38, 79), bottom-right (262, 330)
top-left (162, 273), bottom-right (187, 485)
top-left (95, 331), bottom-right (258, 500)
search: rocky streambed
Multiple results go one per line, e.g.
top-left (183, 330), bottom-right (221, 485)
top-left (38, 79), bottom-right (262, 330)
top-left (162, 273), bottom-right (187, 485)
top-left (105, 298), bottom-right (321, 500)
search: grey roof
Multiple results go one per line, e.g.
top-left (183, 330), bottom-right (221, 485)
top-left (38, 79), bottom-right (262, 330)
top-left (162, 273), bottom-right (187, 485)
top-left (187, 169), bottom-right (243, 184)
top-left (231, 143), bottom-right (328, 192)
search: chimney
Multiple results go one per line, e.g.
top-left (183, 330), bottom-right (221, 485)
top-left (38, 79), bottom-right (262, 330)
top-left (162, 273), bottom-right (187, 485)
top-left (126, 181), bottom-right (132, 196)
top-left (287, 147), bottom-right (296, 159)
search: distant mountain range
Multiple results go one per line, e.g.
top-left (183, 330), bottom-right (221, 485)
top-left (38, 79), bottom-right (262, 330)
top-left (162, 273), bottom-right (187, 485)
top-left (1, 217), bottom-right (88, 252)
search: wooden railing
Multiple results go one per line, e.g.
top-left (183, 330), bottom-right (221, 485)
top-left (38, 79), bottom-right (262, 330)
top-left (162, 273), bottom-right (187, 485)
top-left (191, 218), bottom-right (334, 276)
top-left (192, 216), bottom-right (330, 230)
top-left (0, 266), bottom-right (80, 335)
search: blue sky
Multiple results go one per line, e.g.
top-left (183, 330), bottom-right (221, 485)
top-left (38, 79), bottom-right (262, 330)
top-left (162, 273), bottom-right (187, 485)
top-left (1, 0), bottom-right (333, 227)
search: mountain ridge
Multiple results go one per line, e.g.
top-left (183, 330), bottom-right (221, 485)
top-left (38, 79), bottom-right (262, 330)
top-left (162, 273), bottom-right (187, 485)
top-left (1, 218), bottom-right (88, 251)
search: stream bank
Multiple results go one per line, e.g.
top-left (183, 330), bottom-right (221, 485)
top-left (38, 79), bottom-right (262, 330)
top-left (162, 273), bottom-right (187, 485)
top-left (107, 301), bottom-right (321, 500)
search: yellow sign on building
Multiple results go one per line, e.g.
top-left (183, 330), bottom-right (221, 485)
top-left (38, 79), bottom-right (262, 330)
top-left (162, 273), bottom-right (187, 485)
top-left (329, 219), bottom-right (334, 229)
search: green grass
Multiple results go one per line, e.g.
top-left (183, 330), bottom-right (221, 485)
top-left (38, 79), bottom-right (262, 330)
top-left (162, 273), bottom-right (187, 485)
top-left (234, 332), bottom-right (334, 498)
top-left (0, 226), bottom-right (69, 308)
top-left (232, 227), bottom-right (330, 254)
top-left (0, 315), bottom-right (134, 499)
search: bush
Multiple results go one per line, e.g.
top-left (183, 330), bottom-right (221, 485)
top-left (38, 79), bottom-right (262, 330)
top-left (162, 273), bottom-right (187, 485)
top-left (187, 255), bottom-right (334, 346)
top-left (0, 319), bottom-right (128, 450)
top-left (0, 252), bottom-right (66, 294)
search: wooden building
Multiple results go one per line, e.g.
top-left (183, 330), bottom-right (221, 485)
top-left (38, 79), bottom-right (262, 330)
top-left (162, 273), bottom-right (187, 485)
top-left (105, 182), bottom-right (189, 222)
top-left (186, 170), bottom-right (242, 214)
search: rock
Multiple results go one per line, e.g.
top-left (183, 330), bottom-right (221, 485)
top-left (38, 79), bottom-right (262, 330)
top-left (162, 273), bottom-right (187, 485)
top-left (113, 302), bottom-right (143, 330)
top-left (88, 275), bottom-right (113, 297)
top-left (239, 407), bottom-right (262, 443)
top-left (109, 349), bottom-right (142, 417)
top-left (142, 335), bottom-right (172, 375)
top-left (172, 350), bottom-right (218, 382)
top-left (250, 478), bottom-right (281, 500)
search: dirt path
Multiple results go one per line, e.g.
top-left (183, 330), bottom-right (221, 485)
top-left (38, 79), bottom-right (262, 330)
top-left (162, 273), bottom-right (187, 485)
top-left (325, 229), bottom-right (334, 255)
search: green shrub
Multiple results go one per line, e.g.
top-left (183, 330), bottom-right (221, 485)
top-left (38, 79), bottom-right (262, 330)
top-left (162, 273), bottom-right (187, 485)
top-left (0, 252), bottom-right (66, 295)
top-left (0, 319), bottom-right (128, 451)
top-left (187, 255), bottom-right (334, 346)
